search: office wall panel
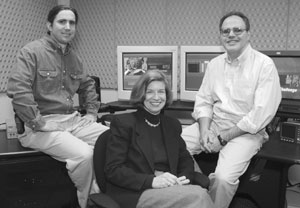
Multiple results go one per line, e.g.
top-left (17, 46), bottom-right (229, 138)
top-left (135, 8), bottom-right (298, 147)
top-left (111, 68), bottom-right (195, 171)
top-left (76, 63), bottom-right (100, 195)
top-left (69, 0), bottom-right (293, 89)
top-left (224, 0), bottom-right (288, 50)
top-left (1, 0), bottom-right (300, 91)
top-left (0, 0), bottom-right (56, 92)
top-left (22, 0), bottom-right (55, 44)
top-left (0, 1), bottom-right (23, 93)
top-left (115, 0), bottom-right (167, 46)
top-left (287, 0), bottom-right (300, 50)
top-left (166, 0), bottom-right (223, 46)
top-left (72, 0), bottom-right (116, 89)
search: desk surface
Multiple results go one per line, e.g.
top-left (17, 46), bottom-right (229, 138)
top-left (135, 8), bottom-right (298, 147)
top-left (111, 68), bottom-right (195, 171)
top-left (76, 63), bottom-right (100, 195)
top-left (107, 100), bottom-right (194, 112)
top-left (258, 132), bottom-right (300, 164)
top-left (1, 129), bottom-right (300, 165)
top-left (0, 130), bottom-right (41, 159)
top-left (107, 100), bottom-right (300, 119)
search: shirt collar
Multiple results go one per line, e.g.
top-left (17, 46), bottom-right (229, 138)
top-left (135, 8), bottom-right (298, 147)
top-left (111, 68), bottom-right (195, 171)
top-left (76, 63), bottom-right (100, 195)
top-left (43, 34), bottom-right (72, 54)
top-left (225, 44), bottom-right (251, 66)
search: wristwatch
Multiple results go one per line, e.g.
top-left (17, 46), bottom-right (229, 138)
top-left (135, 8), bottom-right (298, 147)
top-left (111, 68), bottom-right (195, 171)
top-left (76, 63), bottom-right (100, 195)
top-left (217, 135), bottom-right (227, 146)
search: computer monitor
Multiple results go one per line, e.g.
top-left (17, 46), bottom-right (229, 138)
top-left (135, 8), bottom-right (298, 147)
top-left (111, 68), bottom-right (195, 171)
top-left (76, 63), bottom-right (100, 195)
top-left (180, 46), bottom-right (224, 101)
top-left (261, 50), bottom-right (300, 115)
top-left (117, 46), bottom-right (178, 101)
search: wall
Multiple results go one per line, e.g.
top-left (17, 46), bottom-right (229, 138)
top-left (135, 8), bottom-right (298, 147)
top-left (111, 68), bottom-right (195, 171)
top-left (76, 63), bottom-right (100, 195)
top-left (1, 0), bottom-right (300, 113)
top-left (0, 0), bottom-right (57, 92)
top-left (0, 0), bottom-right (57, 123)
top-left (70, 0), bottom-right (300, 90)
top-left (2, 0), bottom-right (299, 91)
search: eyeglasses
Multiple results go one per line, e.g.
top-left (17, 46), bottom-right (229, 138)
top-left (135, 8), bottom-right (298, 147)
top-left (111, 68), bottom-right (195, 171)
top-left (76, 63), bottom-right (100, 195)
top-left (220, 27), bottom-right (246, 37)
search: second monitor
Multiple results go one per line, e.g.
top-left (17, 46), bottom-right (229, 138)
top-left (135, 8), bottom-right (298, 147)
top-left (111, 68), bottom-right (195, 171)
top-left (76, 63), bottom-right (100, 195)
top-left (180, 45), bottom-right (224, 101)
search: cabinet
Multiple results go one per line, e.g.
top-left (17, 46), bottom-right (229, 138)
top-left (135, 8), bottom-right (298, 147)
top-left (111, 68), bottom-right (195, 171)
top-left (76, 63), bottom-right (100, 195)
top-left (0, 131), bottom-right (77, 208)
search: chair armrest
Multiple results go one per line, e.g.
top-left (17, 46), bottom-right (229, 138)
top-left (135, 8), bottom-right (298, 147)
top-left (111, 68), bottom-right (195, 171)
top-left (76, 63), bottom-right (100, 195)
top-left (89, 193), bottom-right (120, 208)
top-left (98, 103), bottom-right (110, 113)
top-left (77, 103), bottom-right (110, 116)
top-left (14, 113), bottom-right (25, 134)
top-left (193, 172), bottom-right (210, 189)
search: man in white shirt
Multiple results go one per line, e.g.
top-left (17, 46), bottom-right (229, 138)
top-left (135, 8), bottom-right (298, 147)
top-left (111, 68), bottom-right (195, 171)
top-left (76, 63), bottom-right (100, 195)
top-left (181, 11), bottom-right (282, 208)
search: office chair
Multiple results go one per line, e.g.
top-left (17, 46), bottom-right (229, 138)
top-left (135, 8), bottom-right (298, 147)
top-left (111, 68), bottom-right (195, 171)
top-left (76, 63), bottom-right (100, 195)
top-left (78, 75), bottom-right (110, 116)
top-left (89, 75), bottom-right (113, 125)
top-left (89, 129), bottom-right (210, 208)
top-left (88, 129), bottom-right (120, 208)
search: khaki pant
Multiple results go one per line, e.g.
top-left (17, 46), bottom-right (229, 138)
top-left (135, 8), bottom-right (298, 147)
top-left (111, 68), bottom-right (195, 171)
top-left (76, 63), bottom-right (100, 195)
top-left (182, 122), bottom-right (264, 208)
top-left (19, 112), bottom-right (109, 208)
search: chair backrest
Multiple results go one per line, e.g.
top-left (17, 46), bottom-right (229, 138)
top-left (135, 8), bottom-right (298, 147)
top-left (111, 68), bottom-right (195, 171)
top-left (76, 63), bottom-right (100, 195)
top-left (93, 129), bottom-right (111, 193)
top-left (90, 75), bottom-right (101, 102)
top-left (79, 75), bottom-right (101, 106)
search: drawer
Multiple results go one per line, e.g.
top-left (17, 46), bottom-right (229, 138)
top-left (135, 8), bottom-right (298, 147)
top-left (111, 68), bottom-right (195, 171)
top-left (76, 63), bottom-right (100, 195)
top-left (0, 155), bottom-right (77, 208)
top-left (0, 187), bottom-right (77, 208)
top-left (0, 156), bottom-right (72, 190)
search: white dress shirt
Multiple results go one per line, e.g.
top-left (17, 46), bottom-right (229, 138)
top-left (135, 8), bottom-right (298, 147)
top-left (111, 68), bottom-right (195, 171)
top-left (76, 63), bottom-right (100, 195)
top-left (192, 44), bottom-right (282, 136)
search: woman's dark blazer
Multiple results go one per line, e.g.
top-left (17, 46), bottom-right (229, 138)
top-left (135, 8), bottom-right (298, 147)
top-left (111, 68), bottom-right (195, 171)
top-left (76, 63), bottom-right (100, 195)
top-left (104, 109), bottom-right (195, 208)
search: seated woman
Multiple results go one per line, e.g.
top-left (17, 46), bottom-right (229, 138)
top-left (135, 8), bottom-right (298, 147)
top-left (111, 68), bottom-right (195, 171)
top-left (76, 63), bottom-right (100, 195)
top-left (104, 69), bottom-right (214, 208)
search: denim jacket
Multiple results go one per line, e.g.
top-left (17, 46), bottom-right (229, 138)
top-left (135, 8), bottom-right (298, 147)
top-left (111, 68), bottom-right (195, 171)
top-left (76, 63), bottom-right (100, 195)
top-left (7, 35), bottom-right (100, 130)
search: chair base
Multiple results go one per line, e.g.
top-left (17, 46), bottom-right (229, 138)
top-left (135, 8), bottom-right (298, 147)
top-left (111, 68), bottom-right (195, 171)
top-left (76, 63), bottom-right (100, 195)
top-left (88, 193), bottom-right (120, 208)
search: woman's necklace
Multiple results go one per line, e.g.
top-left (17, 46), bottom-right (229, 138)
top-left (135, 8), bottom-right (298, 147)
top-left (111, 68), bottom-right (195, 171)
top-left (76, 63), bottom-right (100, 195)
top-left (144, 118), bottom-right (160, 127)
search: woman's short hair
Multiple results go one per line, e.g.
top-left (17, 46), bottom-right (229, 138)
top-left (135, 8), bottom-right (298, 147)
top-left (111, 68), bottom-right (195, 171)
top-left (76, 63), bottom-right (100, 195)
top-left (130, 69), bottom-right (173, 108)
top-left (47, 5), bottom-right (78, 34)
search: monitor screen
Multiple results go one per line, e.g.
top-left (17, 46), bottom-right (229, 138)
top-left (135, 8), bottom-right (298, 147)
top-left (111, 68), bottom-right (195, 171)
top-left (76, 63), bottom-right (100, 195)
top-left (261, 50), bottom-right (300, 116)
top-left (261, 51), bottom-right (300, 100)
top-left (180, 46), bottom-right (224, 101)
top-left (117, 46), bottom-right (178, 100)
